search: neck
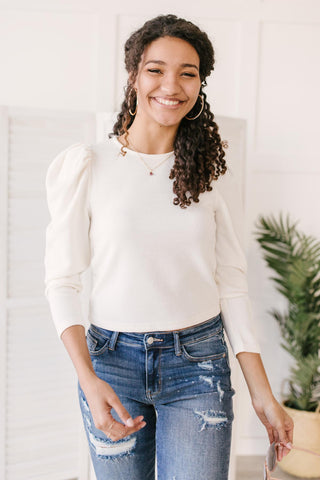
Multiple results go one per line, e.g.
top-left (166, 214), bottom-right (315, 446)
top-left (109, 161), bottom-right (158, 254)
top-left (119, 115), bottom-right (178, 154)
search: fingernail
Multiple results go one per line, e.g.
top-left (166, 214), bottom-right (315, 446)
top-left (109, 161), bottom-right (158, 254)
top-left (126, 417), bottom-right (134, 427)
top-left (285, 442), bottom-right (293, 449)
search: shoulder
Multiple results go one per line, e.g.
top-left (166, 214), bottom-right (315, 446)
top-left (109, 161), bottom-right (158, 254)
top-left (46, 142), bottom-right (94, 182)
top-left (91, 134), bottom-right (121, 162)
top-left (46, 135), bottom-right (121, 184)
top-left (45, 143), bottom-right (95, 205)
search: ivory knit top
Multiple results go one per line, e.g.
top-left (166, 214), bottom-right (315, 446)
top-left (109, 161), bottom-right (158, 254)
top-left (44, 135), bottom-right (260, 356)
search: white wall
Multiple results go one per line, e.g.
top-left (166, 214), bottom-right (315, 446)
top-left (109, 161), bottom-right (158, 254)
top-left (0, 0), bottom-right (319, 463)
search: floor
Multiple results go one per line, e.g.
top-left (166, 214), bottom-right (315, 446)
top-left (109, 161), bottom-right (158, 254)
top-left (236, 456), bottom-right (320, 480)
top-left (88, 454), bottom-right (320, 479)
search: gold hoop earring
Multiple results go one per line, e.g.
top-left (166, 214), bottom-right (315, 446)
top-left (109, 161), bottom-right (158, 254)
top-left (128, 86), bottom-right (137, 116)
top-left (185, 94), bottom-right (204, 120)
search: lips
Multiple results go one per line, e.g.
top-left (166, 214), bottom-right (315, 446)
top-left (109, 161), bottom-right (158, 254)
top-left (152, 97), bottom-right (185, 107)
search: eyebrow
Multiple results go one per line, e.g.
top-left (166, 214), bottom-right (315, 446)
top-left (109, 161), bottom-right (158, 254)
top-left (144, 60), bottom-right (199, 70)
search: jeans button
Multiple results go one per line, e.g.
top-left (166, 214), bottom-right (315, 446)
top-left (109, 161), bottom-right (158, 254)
top-left (147, 337), bottom-right (154, 345)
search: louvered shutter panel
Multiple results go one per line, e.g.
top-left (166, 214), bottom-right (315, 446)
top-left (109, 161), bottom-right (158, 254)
top-left (0, 105), bottom-right (96, 480)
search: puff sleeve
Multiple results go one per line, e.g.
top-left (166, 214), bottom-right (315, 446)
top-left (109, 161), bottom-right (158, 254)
top-left (214, 167), bottom-right (261, 356)
top-left (44, 143), bottom-right (93, 339)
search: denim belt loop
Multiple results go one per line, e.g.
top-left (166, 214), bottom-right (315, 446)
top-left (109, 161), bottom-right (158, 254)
top-left (108, 331), bottom-right (120, 350)
top-left (173, 332), bottom-right (182, 356)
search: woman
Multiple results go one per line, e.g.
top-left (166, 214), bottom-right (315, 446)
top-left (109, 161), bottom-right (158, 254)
top-left (44, 14), bottom-right (293, 480)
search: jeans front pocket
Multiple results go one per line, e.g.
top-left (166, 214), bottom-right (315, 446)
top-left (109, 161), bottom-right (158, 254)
top-left (180, 330), bottom-right (227, 362)
top-left (86, 325), bottom-right (110, 356)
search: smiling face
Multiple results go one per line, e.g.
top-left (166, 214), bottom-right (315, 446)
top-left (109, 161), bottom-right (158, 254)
top-left (132, 36), bottom-right (202, 128)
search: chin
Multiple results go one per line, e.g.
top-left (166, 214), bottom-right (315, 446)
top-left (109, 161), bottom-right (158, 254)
top-left (152, 114), bottom-right (184, 128)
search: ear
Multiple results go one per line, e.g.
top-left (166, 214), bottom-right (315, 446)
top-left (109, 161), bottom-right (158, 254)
top-left (128, 71), bottom-right (136, 89)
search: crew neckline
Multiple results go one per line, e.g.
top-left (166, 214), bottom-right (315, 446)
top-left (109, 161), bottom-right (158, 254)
top-left (112, 135), bottom-right (174, 157)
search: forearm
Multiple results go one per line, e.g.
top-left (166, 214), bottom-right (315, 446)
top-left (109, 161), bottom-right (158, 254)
top-left (236, 351), bottom-right (275, 407)
top-left (61, 325), bottom-right (97, 389)
top-left (236, 351), bottom-right (294, 454)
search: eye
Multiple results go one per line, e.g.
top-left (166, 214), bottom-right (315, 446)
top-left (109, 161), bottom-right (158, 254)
top-left (182, 72), bottom-right (196, 77)
top-left (147, 69), bottom-right (162, 74)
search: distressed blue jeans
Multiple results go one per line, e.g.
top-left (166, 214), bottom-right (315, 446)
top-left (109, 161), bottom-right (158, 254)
top-left (77, 312), bottom-right (235, 480)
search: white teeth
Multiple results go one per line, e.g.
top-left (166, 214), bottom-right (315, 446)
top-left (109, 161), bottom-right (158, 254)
top-left (155, 97), bottom-right (180, 106)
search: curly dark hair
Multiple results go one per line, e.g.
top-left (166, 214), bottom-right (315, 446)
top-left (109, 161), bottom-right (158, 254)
top-left (109, 13), bottom-right (228, 209)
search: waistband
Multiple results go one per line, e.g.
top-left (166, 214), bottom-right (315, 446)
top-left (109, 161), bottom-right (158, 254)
top-left (88, 312), bottom-right (223, 355)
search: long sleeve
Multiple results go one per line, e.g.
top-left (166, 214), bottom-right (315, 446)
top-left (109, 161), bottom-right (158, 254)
top-left (214, 167), bottom-right (261, 356)
top-left (44, 143), bottom-right (93, 339)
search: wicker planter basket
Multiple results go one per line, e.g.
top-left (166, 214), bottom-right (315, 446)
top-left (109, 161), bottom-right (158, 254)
top-left (278, 403), bottom-right (320, 478)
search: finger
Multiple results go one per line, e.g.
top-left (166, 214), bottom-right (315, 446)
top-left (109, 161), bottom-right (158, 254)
top-left (286, 417), bottom-right (294, 444)
top-left (127, 419), bottom-right (147, 434)
top-left (129, 415), bottom-right (145, 426)
top-left (278, 427), bottom-right (290, 447)
top-left (106, 418), bottom-right (147, 441)
top-left (102, 418), bottom-right (136, 438)
top-left (102, 409), bottom-right (146, 437)
top-left (278, 443), bottom-right (284, 462)
top-left (265, 423), bottom-right (274, 444)
top-left (106, 419), bottom-right (121, 438)
top-left (271, 427), bottom-right (278, 445)
top-left (95, 410), bottom-right (128, 435)
top-left (108, 393), bottom-right (141, 428)
top-left (281, 418), bottom-right (294, 458)
top-left (277, 426), bottom-right (292, 461)
top-left (271, 429), bottom-right (281, 461)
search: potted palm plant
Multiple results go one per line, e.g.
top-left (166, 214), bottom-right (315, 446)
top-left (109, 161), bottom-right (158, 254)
top-left (254, 212), bottom-right (320, 478)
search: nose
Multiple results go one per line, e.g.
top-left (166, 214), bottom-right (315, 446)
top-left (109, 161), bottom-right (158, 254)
top-left (160, 73), bottom-right (182, 95)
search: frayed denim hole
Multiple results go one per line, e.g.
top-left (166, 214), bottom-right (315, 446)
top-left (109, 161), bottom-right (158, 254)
top-left (79, 393), bottom-right (137, 461)
top-left (193, 408), bottom-right (230, 432)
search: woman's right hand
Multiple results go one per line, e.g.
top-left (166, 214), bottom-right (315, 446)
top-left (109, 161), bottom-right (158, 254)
top-left (80, 374), bottom-right (146, 441)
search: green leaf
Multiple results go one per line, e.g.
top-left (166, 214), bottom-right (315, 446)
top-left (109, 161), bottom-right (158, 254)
top-left (253, 212), bottom-right (320, 411)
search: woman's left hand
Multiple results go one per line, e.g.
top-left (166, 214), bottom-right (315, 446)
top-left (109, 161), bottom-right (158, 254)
top-left (236, 352), bottom-right (294, 461)
top-left (252, 396), bottom-right (294, 461)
